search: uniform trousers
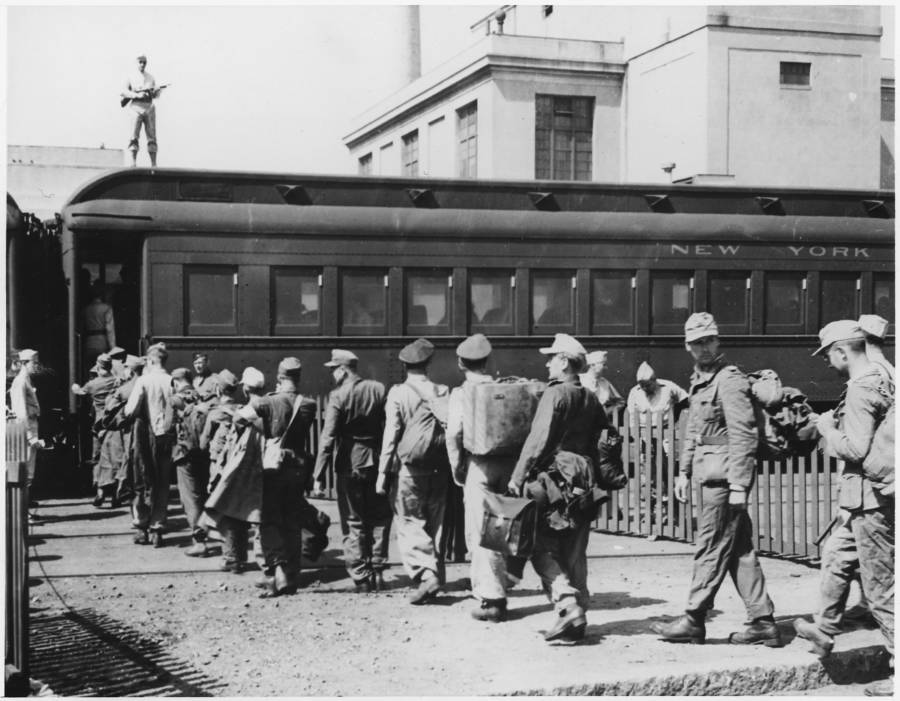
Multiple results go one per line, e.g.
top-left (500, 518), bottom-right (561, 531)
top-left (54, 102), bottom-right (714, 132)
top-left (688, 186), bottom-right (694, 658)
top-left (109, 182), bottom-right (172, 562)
top-left (129, 105), bottom-right (157, 154)
top-left (391, 467), bottom-right (447, 583)
top-left (463, 457), bottom-right (514, 602)
top-left (259, 464), bottom-right (305, 576)
top-left (175, 453), bottom-right (210, 542)
top-left (220, 515), bottom-right (250, 567)
top-left (131, 431), bottom-right (174, 532)
top-left (686, 483), bottom-right (774, 621)
top-left (818, 505), bottom-right (894, 656)
top-left (530, 519), bottom-right (592, 610)
top-left (337, 469), bottom-right (392, 583)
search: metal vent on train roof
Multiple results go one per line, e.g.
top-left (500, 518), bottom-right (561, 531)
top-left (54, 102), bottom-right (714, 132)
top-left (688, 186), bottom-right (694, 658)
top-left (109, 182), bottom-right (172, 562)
top-left (644, 193), bottom-right (674, 213)
top-left (528, 191), bottom-right (560, 212)
top-left (275, 184), bottom-right (312, 205)
top-left (405, 188), bottom-right (439, 208)
top-left (862, 199), bottom-right (890, 218)
top-left (754, 196), bottom-right (785, 215)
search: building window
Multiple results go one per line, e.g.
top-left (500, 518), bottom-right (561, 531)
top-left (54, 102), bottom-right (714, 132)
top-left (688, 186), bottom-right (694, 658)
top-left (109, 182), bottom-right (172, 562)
top-left (272, 268), bottom-right (321, 335)
top-left (882, 90), bottom-right (895, 122)
top-left (532, 270), bottom-right (575, 333)
top-left (457, 102), bottom-right (477, 177)
top-left (379, 142), bottom-right (394, 175)
top-left (402, 131), bottom-right (419, 177)
top-left (407, 269), bottom-right (451, 335)
top-left (470, 270), bottom-right (514, 333)
top-left (874, 274), bottom-right (895, 333)
top-left (591, 271), bottom-right (634, 333)
top-left (780, 61), bottom-right (810, 87)
top-left (341, 269), bottom-right (388, 336)
top-left (358, 153), bottom-right (373, 175)
top-left (535, 95), bottom-right (593, 181)
top-left (709, 272), bottom-right (750, 333)
top-left (764, 273), bottom-right (805, 333)
top-left (185, 265), bottom-right (237, 335)
top-left (651, 272), bottom-right (692, 334)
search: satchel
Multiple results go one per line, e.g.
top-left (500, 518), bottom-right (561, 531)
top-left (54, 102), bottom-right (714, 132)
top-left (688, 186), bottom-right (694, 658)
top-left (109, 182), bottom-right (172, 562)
top-left (262, 437), bottom-right (285, 470)
top-left (479, 492), bottom-right (537, 558)
top-left (596, 427), bottom-right (627, 490)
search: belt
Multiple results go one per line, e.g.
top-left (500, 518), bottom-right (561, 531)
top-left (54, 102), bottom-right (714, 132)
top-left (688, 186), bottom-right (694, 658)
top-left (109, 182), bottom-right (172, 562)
top-left (696, 435), bottom-right (728, 445)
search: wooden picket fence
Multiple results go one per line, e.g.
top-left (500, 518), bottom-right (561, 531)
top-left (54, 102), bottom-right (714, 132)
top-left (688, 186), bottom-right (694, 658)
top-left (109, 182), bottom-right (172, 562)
top-left (6, 419), bottom-right (31, 676)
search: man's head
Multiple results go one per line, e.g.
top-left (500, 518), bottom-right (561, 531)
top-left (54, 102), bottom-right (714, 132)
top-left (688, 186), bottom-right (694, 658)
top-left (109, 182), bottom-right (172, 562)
top-left (858, 314), bottom-right (889, 347)
top-left (95, 353), bottom-right (113, 376)
top-left (399, 338), bottom-right (434, 374)
top-left (137, 54), bottom-right (147, 72)
top-left (636, 361), bottom-right (658, 394)
top-left (684, 312), bottom-right (720, 368)
top-left (324, 349), bottom-right (358, 385)
top-left (18, 349), bottom-right (39, 375)
top-left (277, 357), bottom-right (302, 388)
top-left (214, 369), bottom-right (239, 398)
top-left (240, 367), bottom-right (265, 395)
top-left (170, 367), bottom-right (193, 391)
top-left (813, 320), bottom-right (867, 376)
top-left (585, 350), bottom-right (608, 377)
top-left (539, 333), bottom-right (586, 382)
top-left (124, 354), bottom-right (145, 378)
top-left (192, 353), bottom-right (210, 377)
top-left (108, 346), bottom-right (127, 362)
top-left (146, 342), bottom-right (168, 367)
top-left (456, 334), bottom-right (491, 374)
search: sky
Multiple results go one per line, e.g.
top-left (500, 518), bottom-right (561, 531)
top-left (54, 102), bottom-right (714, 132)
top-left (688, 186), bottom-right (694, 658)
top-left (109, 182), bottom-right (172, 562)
top-left (5, 4), bottom-right (492, 173)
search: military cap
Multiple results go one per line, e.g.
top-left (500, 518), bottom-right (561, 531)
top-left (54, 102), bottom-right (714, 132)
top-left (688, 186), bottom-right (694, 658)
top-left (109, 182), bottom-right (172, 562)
top-left (324, 349), bottom-right (359, 368)
top-left (108, 346), bottom-right (127, 359)
top-left (278, 357), bottom-right (302, 375)
top-left (456, 334), bottom-right (492, 361)
top-left (241, 367), bottom-right (265, 389)
top-left (96, 353), bottom-right (112, 369)
top-left (171, 367), bottom-right (193, 382)
top-left (684, 312), bottom-right (719, 343)
top-left (18, 349), bottom-right (38, 362)
top-left (636, 361), bottom-right (655, 382)
top-left (585, 350), bottom-right (608, 366)
top-left (858, 314), bottom-right (889, 341)
top-left (137, 54), bottom-right (147, 61)
top-left (399, 338), bottom-right (434, 364)
top-left (215, 369), bottom-right (238, 391)
top-left (146, 342), bottom-right (167, 354)
top-left (812, 320), bottom-right (866, 356)
top-left (540, 333), bottom-right (587, 358)
top-left (192, 352), bottom-right (209, 361)
top-left (124, 354), bottom-right (145, 370)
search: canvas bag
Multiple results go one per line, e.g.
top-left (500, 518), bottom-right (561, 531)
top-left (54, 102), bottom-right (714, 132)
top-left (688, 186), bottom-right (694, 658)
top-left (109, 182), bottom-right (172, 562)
top-left (862, 383), bottom-right (894, 496)
top-left (262, 394), bottom-right (313, 470)
top-left (596, 426), bottom-right (627, 490)
top-left (479, 491), bottom-right (537, 557)
top-left (395, 382), bottom-right (449, 469)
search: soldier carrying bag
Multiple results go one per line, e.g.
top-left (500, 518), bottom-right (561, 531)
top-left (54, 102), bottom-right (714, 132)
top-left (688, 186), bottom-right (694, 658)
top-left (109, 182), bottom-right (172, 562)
top-left (862, 383), bottom-right (894, 496)
top-left (479, 491), bottom-right (537, 557)
top-left (395, 382), bottom-right (449, 469)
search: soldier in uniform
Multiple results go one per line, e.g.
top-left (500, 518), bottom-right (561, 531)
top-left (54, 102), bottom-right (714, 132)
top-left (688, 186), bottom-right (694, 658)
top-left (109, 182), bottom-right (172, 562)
top-left (99, 354), bottom-right (145, 507)
top-left (859, 314), bottom-right (895, 382)
top-left (507, 333), bottom-right (608, 642)
top-left (313, 349), bottom-right (391, 592)
top-left (10, 349), bottom-right (46, 519)
top-left (72, 353), bottom-right (118, 507)
top-left (793, 320), bottom-right (894, 697)
top-left (580, 350), bottom-right (625, 418)
top-left (108, 346), bottom-right (128, 382)
top-left (652, 313), bottom-right (782, 646)
top-left (376, 338), bottom-right (450, 605)
top-left (192, 352), bottom-right (218, 401)
top-left (446, 334), bottom-right (516, 622)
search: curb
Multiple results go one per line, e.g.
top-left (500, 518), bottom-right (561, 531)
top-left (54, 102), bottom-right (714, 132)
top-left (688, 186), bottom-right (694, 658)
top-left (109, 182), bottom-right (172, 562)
top-left (505, 645), bottom-right (890, 696)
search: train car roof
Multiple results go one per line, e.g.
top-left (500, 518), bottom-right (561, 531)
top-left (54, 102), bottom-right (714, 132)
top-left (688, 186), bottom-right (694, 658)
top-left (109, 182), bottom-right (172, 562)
top-left (64, 167), bottom-right (895, 220)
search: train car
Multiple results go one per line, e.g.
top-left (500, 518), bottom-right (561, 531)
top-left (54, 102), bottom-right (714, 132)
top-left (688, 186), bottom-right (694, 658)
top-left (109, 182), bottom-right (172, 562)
top-left (59, 168), bottom-right (894, 411)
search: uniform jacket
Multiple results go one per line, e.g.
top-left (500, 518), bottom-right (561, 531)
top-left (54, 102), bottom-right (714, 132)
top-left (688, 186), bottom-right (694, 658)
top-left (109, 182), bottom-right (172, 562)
top-left (820, 365), bottom-right (893, 512)
top-left (200, 398), bottom-right (241, 464)
top-left (124, 366), bottom-right (174, 436)
top-left (509, 377), bottom-right (607, 491)
top-left (378, 375), bottom-right (448, 476)
top-left (313, 375), bottom-right (385, 480)
top-left (193, 372), bottom-right (218, 401)
top-left (10, 369), bottom-right (41, 442)
top-left (679, 357), bottom-right (757, 489)
top-left (253, 389), bottom-right (317, 460)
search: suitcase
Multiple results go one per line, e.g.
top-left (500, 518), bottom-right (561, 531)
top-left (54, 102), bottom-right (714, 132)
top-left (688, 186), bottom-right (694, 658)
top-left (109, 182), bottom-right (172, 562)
top-left (463, 379), bottom-right (545, 456)
top-left (479, 491), bottom-right (537, 557)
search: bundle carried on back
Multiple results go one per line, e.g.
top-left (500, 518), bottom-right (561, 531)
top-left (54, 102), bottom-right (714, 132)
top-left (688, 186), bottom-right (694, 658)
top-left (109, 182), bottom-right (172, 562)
top-left (462, 377), bottom-right (546, 457)
top-left (746, 369), bottom-right (818, 460)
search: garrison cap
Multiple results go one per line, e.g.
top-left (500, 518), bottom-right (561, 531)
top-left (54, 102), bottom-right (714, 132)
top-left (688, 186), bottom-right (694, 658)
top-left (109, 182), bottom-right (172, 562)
top-left (137, 54), bottom-right (147, 61)
top-left (324, 349), bottom-right (358, 368)
top-left (585, 350), bottom-right (608, 366)
top-left (540, 333), bottom-right (587, 358)
top-left (636, 361), bottom-right (655, 382)
top-left (192, 352), bottom-right (209, 361)
top-left (171, 367), bottom-right (193, 382)
top-left (859, 314), bottom-right (889, 341)
top-left (18, 349), bottom-right (38, 362)
top-left (146, 342), bottom-right (167, 354)
top-left (124, 354), bottom-right (145, 370)
top-left (215, 369), bottom-right (238, 391)
top-left (278, 357), bottom-right (302, 375)
top-left (96, 353), bottom-right (112, 369)
top-left (399, 338), bottom-right (434, 364)
top-left (684, 312), bottom-right (719, 343)
top-left (812, 320), bottom-right (866, 356)
top-left (241, 367), bottom-right (265, 389)
top-left (456, 334), bottom-right (491, 361)
top-left (108, 346), bottom-right (127, 360)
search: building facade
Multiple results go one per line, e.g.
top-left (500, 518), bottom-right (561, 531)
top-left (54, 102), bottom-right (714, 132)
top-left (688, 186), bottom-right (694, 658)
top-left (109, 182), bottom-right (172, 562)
top-left (344, 5), bottom-right (894, 189)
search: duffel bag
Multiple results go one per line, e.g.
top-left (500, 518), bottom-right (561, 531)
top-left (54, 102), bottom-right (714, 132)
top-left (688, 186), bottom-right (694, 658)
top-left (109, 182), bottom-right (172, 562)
top-left (479, 491), bottom-right (537, 558)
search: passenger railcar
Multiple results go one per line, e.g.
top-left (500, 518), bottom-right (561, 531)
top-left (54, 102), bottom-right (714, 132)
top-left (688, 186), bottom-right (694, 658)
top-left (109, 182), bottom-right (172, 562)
top-left (59, 168), bottom-right (894, 410)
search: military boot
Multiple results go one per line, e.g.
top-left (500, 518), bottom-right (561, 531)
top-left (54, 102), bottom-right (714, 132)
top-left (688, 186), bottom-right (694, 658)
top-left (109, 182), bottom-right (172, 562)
top-left (729, 617), bottom-right (783, 647)
top-left (651, 614), bottom-right (706, 644)
top-left (793, 618), bottom-right (834, 657)
top-left (471, 599), bottom-right (508, 623)
top-left (544, 603), bottom-right (586, 642)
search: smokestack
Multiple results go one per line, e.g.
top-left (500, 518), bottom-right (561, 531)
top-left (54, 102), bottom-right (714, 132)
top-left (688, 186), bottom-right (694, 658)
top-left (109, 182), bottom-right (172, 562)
top-left (402, 5), bottom-right (422, 84)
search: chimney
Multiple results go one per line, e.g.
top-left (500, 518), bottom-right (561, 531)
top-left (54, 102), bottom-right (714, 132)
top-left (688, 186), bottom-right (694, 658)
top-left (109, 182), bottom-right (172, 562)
top-left (402, 5), bottom-right (422, 84)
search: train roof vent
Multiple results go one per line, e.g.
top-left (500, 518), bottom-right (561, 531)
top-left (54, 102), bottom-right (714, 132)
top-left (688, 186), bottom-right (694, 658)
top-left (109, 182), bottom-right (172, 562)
top-left (862, 199), bottom-right (890, 218)
top-left (276, 184), bottom-right (312, 205)
top-left (406, 188), bottom-right (439, 209)
top-left (528, 191), bottom-right (560, 212)
top-left (644, 193), bottom-right (674, 213)
top-left (755, 196), bottom-right (785, 215)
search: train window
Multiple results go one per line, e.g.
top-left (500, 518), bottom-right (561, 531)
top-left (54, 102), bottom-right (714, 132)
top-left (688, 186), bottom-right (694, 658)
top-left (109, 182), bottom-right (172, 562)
top-left (407, 270), bottom-right (451, 335)
top-left (764, 272), bottom-right (805, 333)
top-left (651, 272), bottom-right (693, 334)
top-left (591, 271), bottom-right (634, 333)
top-left (709, 272), bottom-right (749, 333)
top-left (532, 270), bottom-right (575, 333)
top-left (185, 265), bottom-right (237, 335)
top-left (820, 273), bottom-right (860, 325)
top-left (271, 268), bottom-right (321, 336)
top-left (470, 270), bottom-right (514, 333)
top-left (341, 269), bottom-right (388, 336)
top-left (874, 274), bottom-right (895, 332)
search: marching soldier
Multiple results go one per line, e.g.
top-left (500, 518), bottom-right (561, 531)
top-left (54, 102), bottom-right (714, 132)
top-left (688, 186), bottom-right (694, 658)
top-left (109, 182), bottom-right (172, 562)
top-left (313, 349), bottom-right (391, 592)
top-left (10, 349), bottom-right (46, 519)
top-left (652, 313), bottom-right (781, 647)
top-left (71, 353), bottom-right (118, 507)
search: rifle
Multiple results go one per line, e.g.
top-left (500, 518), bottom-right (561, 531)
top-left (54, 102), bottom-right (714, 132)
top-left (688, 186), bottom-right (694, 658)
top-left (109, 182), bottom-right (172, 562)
top-left (120, 84), bottom-right (170, 108)
top-left (814, 514), bottom-right (841, 547)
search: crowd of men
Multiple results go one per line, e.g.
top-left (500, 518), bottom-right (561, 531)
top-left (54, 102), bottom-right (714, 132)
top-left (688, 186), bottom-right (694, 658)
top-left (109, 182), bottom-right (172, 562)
top-left (9, 310), bottom-right (893, 693)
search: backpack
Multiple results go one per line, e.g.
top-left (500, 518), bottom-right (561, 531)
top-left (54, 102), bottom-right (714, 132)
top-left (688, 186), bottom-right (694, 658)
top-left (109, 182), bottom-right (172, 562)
top-left (395, 382), bottom-right (450, 469)
top-left (862, 383), bottom-right (894, 496)
top-left (744, 369), bottom-right (818, 460)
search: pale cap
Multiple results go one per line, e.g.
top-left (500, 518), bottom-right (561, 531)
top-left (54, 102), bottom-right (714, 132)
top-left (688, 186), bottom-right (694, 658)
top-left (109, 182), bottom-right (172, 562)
top-left (812, 320), bottom-right (866, 356)
top-left (540, 333), bottom-right (587, 361)
top-left (240, 367), bottom-right (265, 389)
top-left (399, 338), bottom-right (434, 364)
top-left (124, 354), bottom-right (145, 370)
top-left (636, 361), bottom-right (656, 382)
top-left (858, 314), bottom-right (889, 341)
top-left (684, 312), bottom-right (719, 343)
top-left (171, 367), bottom-right (192, 382)
top-left (215, 369), bottom-right (238, 391)
top-left (324, 349), bottom-right (359, 368)
top-left (108, 346), bottom-right (126, 359)
top-left (456, 334), bottom-right (492, 361)
top-left (585, 350), bottom-right (608, 366)
top-left (18, 349), bottom-right (38, 362)
top-left (278, 357), bottom-right (302, 375)
top-left (96, 353), bottom-right (112, 369)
